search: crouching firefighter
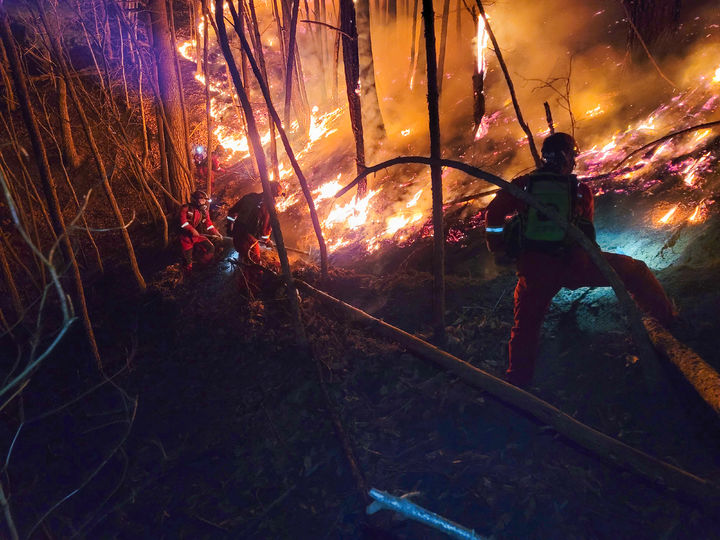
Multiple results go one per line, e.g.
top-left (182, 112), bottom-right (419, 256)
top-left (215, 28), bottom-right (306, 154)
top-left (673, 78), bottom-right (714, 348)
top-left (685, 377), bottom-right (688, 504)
top-left (178, 190), bottom-right (222, 274)
top-left (225, 181), bottom-right (285, 297)
top-left (485, 132), bottom-right (676, 388)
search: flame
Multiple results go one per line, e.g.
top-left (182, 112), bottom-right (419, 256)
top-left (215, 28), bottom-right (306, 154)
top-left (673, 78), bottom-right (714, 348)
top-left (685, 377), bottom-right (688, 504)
top-left (659, 205), bottom-right (677, 224)
top-left (401, 129), bottom-right (411, 137)
top-left (713, 66), bottom-right (720, 83)
top-left (476, 15), bottom-right (489, 74)
top-left (312, 176), bottom-right (345, 204)
top-left (406, 189), bottom-right (423, 208)
top-left (688, 204), bottom-right (701, 222)
top-left (324, 189), bottom-right (379, 230)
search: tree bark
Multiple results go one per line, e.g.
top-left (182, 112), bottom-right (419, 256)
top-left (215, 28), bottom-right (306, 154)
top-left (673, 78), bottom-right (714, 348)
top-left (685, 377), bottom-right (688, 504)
top-left (148, 0), bottom-right (192, 202)
top-left (216, 0), bottom-right (306, 345)
top-left (229, 0), bottom-right (329, 279)
top-left (355, 0), bottom-right (385, 150)
top-left (421, 0), bottom-right (445, 341)
top-left (436, 0), bottom-right (450, 95)
top-left (247, 0), bottom-right (280, 183)
top-left (339, 0), bottom-right (367, 196)
top-left (283, 0), bottom-right (300, 129)
top-left (56, 68), bottom-right (81, 169)
top-left (0, 6), bottom-right (101, 365)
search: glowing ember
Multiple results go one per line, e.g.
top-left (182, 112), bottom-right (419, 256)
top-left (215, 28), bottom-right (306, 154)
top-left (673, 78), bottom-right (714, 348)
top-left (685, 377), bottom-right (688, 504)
top-left (401, 129), bottom-right (411, 137)
top-left (659, 205), bottom-right (678, 224)
top-left (584, 105), bottom-right (604, 118)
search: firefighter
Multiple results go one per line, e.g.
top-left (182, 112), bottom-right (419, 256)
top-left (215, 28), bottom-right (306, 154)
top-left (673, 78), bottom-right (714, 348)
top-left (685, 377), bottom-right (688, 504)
top-left (485, 132), bottom-right (676, 388)
top-left (226, 181), bottom-right (285, 297)
top-left (196, 144), bottom-right (226, 181)
top-left (178, 190), bottom-right (222, 274)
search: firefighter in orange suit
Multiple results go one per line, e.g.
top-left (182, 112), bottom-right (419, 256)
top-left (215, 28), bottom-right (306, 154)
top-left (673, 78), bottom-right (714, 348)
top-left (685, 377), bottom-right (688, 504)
top-left (485, 133), bottom-right (676, 388)
top-left (178, 190), bottom-right (222, 274)
top-left (226, 181), bottom-right (285, 296)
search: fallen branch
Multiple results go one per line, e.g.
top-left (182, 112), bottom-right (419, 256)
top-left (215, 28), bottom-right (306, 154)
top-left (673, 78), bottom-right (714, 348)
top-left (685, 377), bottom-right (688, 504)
top-left (296, 279), bottom-right (720, 510)
top-left (643, 317), bottom-right (720, 420)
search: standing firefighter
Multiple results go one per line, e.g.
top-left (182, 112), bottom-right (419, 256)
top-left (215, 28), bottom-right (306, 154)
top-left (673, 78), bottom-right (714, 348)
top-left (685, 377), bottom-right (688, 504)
top-left (226, 181), bottom-right (285, 297)
top-left (485, 133), bottom-right (676, 388)
top-left (178, 190), bottom-right (222, 274)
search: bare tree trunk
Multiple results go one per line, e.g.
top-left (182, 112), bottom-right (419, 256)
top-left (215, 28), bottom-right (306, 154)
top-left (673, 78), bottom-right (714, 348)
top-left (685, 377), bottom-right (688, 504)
top-left (229, 0), bottom-right (329, 279)
top-left (56, 74), bottom-right (81, 168)
top-left (0, 6), bottom-right (101, 365)
top-left (421, 0), bottom-right (445, 341)
top-left (436, 0), bottom-right (450, 95)
top-left (38, 3), bottom-right (147, 292)
top-left (247, 0), bottom-right (280, 182)
top-left (201, 0), bottom-right (213, 195)
top-left (622, 0), bottom-right (682, 54)
top-left (148, 0), bottom-right (192, 202)
top-left (216, 0), bottom-right (306, 345)
top-left (407, 0), bottom-right (419, 86)
top-left (0, 229), bottom-right (23, 323)
top-left (284, 0), bottom-right (300, 128)
top-left (0, 38), bottom-right (16, 110)
top-left (355, 0), bottom-right (385, 151)
top-left (339, 0), bottom-right (367, 196)
top-left (166, 0), bottom-right (192, 169)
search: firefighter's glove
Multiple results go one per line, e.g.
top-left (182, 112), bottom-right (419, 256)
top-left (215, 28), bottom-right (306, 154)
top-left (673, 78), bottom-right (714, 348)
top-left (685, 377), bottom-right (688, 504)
top-left (191, 228), bottom-right (200, 238)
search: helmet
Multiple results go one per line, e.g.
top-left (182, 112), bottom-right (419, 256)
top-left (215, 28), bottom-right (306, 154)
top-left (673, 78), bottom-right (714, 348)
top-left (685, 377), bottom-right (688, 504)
top-left (268, 181), bottom-right (285, 198)
top-left (190, 190), bottom-right (209, 209)
top-left (213, 145), bottom-right (226, 157)
top-left (541, 132), bottom-right (579, 166)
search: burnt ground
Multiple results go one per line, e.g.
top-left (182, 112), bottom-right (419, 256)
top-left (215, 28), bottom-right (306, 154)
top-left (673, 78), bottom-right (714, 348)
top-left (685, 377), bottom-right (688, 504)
top-left (4, 187), bottom-right (720, 539)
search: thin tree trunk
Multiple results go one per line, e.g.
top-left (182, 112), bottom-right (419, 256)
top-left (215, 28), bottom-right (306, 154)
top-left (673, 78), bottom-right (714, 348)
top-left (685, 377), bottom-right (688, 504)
top-left (421, 0), bottom-right (445, 340)
top-left (38, 3), bottom-right (147, 292)
top-left (0, 229), bottom-right (23, 322)
top-left (436, 0), bottom-right (450, 95)
top-left (148, 0), bottom-right (192, 202)
top-left (284, 0), bottom-right (300, 128)
top-left (0, 6), bottom-right (101, 364)
top-left (339, 0), bottom-right (367, 196)
top-left (201, 0), bottom-right (213, 195)
top-left (56, 72), bottom-right (81, 169)
top-left (229, 0), bottom-right (329, 279)
top-left (166, 0), bottom-right (192, 169)
top-left (407, 0), bottom-right (418, 87)
top-left (216, 0), bottom-right (306, 344)
top-left (0, 38), bottom-right (16, 110)
top-left (355, 0), bottom-right (385, 149)
top-left (247, 0), bottom-right (280, 182)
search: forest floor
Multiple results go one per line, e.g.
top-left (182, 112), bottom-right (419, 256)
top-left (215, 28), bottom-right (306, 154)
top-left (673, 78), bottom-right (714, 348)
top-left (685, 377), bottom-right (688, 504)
top-left (7, 175), bottom-right (720, 538)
